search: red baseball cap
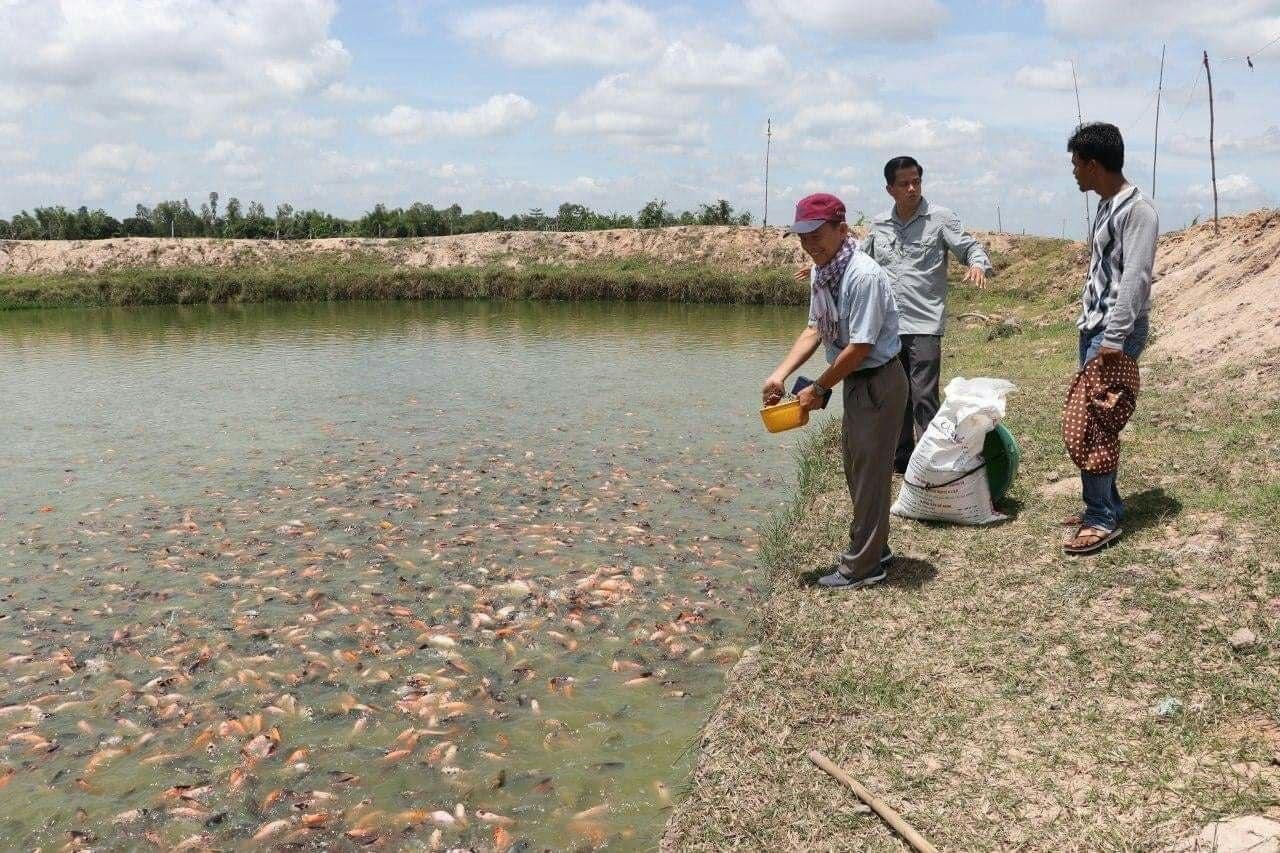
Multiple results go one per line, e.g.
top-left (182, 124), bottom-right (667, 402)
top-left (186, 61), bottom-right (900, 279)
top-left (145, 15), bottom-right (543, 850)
top-left (789, 193), bottom-right (846, 234)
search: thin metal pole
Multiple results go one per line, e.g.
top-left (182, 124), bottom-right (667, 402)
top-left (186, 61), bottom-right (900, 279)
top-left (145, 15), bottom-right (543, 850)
top-left (1203, 51), bottom-right (1219, 233)
top-left (1071, 59), bottom-right (1092, 247)
top-left (1152, 44), bottom-right (1166, 199)
top-left (996, 205), bottom-right (1002, 233)
top-left (763, 118), bottom-right (771, 228)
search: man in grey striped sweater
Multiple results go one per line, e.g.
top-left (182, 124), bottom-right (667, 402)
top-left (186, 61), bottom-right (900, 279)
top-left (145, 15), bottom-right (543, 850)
top-left (1063, 122), bottom-right (1159, 555)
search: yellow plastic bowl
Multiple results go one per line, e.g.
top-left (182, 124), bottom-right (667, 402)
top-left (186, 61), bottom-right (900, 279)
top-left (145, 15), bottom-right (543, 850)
top-left (760, 398), bottom-right (810, 433)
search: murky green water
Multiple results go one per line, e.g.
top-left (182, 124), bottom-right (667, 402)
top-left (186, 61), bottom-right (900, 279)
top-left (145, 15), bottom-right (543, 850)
top-left (0, 300), bottom-right (826, 851)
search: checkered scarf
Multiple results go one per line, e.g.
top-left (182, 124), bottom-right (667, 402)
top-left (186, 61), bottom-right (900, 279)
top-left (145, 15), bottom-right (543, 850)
top-left (810, 237), bottom-right (856, 345)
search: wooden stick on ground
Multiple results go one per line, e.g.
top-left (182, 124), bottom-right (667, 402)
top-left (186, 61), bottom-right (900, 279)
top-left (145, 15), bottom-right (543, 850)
top-left (808, 751), bottom-right (939, 853)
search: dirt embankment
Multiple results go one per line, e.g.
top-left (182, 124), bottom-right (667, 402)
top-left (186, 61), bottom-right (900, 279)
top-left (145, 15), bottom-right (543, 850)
top-left (1148, 209), bottom-right (1280, 375)
top-left (0, 225), bottom-right (1028, 277)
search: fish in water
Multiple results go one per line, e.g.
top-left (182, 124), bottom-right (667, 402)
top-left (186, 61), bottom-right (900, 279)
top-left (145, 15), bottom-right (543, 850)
top-left (0, 414), bottom-right (769, 848)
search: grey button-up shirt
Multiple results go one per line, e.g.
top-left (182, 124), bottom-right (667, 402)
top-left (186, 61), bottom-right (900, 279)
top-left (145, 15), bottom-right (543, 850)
top-left (860, 198), bottom-right (992, 336)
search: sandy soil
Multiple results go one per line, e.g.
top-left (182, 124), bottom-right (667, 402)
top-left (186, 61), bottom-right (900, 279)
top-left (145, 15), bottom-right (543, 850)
top-left (1148, 209), bottom-right (1280, 376)
top-left (0, 225), bottom-right (1026, 277)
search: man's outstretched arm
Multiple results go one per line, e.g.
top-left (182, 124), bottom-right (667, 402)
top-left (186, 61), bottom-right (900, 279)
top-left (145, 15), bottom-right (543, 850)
top-left (940, 210), bottom-right (993, 286)
top-left (763, 326), bottom-right (822, 404)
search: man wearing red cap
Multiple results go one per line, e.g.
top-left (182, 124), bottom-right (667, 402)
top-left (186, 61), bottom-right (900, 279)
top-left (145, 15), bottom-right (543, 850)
top-left (763, 193), bottom-right (908, 589)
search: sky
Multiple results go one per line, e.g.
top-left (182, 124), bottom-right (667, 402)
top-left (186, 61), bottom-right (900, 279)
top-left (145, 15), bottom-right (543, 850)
top-left (1, 0), bottom-right (1277, 237)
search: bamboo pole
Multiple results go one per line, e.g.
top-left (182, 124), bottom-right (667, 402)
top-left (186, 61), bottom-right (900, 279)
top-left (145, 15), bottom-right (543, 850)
top-left (1152, 44), bottom-right (1165, 199)
top-left (1203, 50), bottom-right (1219, 233)
top-left (808, 751), bottom-right (939, 853)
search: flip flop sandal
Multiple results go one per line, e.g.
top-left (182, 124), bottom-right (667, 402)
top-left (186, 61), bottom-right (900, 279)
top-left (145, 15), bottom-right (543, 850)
top-left (1064, 526), bottom-right (1123, 555)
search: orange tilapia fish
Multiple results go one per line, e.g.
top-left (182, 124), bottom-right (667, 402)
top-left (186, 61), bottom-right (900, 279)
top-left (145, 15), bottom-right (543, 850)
top-left (251, 818), bottom-right (292, 841)
top-left (0, 398), bottom-right (764, 848)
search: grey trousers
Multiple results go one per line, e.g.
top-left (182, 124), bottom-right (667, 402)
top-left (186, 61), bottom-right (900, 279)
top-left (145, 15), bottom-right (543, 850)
top-left (839, 359), bottom-right (910, 577)
top-left (895, 334), bottom-right (943, 471)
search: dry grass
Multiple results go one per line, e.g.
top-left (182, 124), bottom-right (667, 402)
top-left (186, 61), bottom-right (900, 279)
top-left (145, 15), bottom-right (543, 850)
top-left (663, 282), bottom-right (1280, 851)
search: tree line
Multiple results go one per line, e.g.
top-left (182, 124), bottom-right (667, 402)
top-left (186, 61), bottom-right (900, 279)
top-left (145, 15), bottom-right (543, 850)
top-left (0, 193), bottom-right (754, 240)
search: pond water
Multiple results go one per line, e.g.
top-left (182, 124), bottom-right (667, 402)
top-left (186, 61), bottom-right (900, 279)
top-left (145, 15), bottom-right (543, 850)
top-left (0, 299), bottom-right (827, 851)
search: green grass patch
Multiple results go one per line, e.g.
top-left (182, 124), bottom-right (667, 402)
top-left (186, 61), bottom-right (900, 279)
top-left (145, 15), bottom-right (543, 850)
top-left (0, 258), bottom-right (808, 310)
top-left (664, 279), bottom-right (1280, 852)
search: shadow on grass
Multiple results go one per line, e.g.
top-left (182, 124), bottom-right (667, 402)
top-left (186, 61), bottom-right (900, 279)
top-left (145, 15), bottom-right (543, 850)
top-left (1124, 487), bottom-right (1183, 533)
top-left (791, 557), bottom-right (937, 591)
top-left (995, 495), bottom-right (1025, 521)
top-left (885, 557), bottom-right (938, 590)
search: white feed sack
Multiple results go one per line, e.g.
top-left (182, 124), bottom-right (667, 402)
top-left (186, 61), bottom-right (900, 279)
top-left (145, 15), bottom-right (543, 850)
top-left (891, 377), bottom-right (1017, 525)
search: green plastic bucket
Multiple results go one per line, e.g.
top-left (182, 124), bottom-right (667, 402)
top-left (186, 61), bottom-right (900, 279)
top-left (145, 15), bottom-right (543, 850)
top-left (982, 423), bottom-right (1021, 504)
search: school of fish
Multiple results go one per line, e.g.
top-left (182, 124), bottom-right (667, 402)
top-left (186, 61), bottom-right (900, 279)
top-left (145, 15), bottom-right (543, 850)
top-left (1, 430), bottom-right (776, 851)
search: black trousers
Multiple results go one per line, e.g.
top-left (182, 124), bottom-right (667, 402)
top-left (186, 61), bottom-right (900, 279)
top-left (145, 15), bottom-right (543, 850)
top-left (894, 334), bottom-right (942, 472)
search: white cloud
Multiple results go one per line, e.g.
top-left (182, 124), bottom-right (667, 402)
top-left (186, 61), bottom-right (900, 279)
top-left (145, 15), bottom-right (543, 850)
top-left (1014, 59), bottom-right (1077, 91)
top-left (206, 140), bottom-right (255, 164)
top-left (0, 0), bottom-right (350, 122)
top-left (1186, 172), bottom-right (1269, 202)
top-left (287, 113), bottom-right (340, 139)
top-left (790, 100), bottom-right (887, 134)
top-left (745, 0), bottom-right (949, 41)
top-left (1166, 133), bottom-right (1206, 158)
top-left (77, 142), bottom-right (155, 173)
top-left (454, 0), bottom-right (662, 67)
top-left (777, 68), bottom-right (881, 109)
top-left (0, 83), bottom-right (30, 115)
top-left (0, 146), bottom-right (33, 164)
top-left (323, 82), bottom-right (386, 103)
top-left (370, 94), bottom-right (537, 141)
top-left (1170, 126), bottom-right (1280, 159)
top-left (429, 162), bottom-right (481, 179)
top-left (1012, 185), bottom-right (1057, 205)
top-left (1227, 126), bottom-right (1280, 153)
top-left (781, 97), bottom-right (984, 151)
top-left (1042, 0), bottom-right (1280, 54)
top-left (652, 40), bottom-right (789, 91)
top-left (547, 36), bottom-right (789, 152)
top-left (204, 140), bottom-right (262, 180)
top-left (557, 176), bottom-right (607, 196)
top-left (554, 73), bottom-right (707, 149)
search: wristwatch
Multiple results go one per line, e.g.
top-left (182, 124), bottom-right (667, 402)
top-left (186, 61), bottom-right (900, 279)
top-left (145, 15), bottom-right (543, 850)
top-left (811, 380), bottom-right (830, 396)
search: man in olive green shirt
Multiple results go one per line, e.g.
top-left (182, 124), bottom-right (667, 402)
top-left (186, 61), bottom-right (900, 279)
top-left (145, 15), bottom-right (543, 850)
top-left (860, 155), bottom-right (993, 473)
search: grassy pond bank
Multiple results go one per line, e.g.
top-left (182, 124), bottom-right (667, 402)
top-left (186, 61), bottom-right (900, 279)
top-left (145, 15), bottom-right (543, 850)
top-left (0, 259), bottom-right (805, 310)
top-left (663, 281), bottom-right (1280, 851)
top-left (0, 230), bottom-right (1074, 311)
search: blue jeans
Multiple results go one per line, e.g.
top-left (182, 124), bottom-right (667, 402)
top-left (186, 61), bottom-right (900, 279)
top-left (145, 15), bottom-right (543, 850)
top-left (1077, 316), bottom-right (1149, 531)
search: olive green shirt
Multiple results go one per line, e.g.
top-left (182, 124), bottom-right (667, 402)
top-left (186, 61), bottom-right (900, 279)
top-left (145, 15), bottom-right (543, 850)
top-left (860, 198), bottom-right (992, 336)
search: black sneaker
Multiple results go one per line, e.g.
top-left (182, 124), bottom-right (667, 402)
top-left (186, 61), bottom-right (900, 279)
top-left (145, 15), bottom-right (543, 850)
top-left (816, 566), bottom-right (887, 590)
top-left (812, 547), bottom-right (895, 587)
